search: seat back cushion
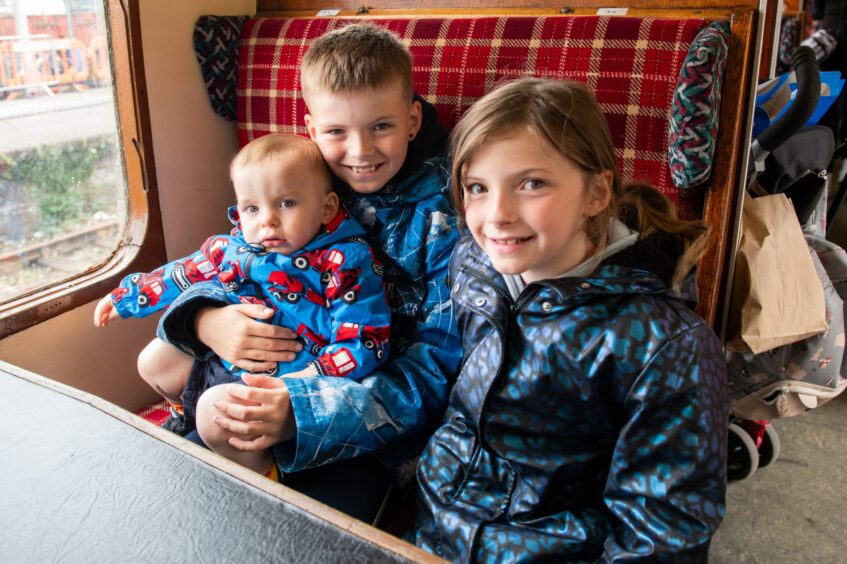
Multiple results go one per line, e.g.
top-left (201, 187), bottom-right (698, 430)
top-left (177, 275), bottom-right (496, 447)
top-left (236, 15), bottom-right (728, 219)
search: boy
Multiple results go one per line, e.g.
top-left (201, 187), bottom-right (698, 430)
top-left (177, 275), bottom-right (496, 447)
top-left (157, 24), bottom-right (461, 520)
top-left (94, 133), bottom-right (390, 478)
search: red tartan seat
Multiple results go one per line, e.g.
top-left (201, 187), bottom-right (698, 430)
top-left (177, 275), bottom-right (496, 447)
top-left (237, 2), bottom-right (758, 319)
top-left (237, 15), bottom-right (711, 219)
top-left (137, 399), bottom-right (171, 426)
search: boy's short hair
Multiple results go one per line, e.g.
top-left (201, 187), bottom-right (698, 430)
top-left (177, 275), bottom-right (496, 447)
top-left (300, 23), bottom-right (413, 102)
top-left (231, 133), bottom-right (331, 192)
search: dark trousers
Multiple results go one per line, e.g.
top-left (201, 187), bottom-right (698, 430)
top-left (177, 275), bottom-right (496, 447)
top-left (182, 358), bottom-right (392, 524)
top-left (184, 430), bottom-right (391, 524)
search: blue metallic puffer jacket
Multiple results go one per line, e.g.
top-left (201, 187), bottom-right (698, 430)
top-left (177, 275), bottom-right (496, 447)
top-left (159, 98), bottom-right (462, 473)
top-left (416, 233), bottom-right (728, 563)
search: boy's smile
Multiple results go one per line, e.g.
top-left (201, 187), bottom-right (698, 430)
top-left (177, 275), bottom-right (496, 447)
top-left (462, 127), bottom-right (610, 283)
top-left (305, 82), bottom-right (422, 194)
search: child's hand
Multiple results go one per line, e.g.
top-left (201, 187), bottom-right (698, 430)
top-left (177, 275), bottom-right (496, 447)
top-left (93, 295), bottom-right (119, 327)
top-left (212, 373), bottom-right (297, 451)
top-left (195, 304), bottom-right (303, 373)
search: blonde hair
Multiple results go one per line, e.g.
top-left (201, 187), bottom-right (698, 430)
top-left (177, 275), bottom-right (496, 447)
top-left (300, 23), bottom-right (413, 102)
top-left (450, 77), bottom-right (708, 286)
top-left (231, 133), bottom-right (331, 192)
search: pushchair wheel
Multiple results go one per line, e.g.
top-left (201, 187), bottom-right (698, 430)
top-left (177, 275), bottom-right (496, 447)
top-left (727, 423), bottom-right (759, 482)
top-left (757, 423), bottom-right (781, 469)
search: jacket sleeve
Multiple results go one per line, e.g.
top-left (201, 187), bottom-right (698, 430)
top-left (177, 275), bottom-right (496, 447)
top-left (112, 237), bottom-right (225, 320)
top-left (600, 325), bottom-right (728, 563)
top-left (309, 243), bottom-right (392, 379)
top-left (274, 213), bottom-right (462, 472)
top-left (156, 281), bottom-right (232, 358)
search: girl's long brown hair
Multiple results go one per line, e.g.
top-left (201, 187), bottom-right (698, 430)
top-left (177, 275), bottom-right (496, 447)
top-left (449, 77), bottom-right (708, 286)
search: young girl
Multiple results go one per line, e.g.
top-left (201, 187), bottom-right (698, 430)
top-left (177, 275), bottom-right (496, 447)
top-left (415, 77), bottom-right (728, 562)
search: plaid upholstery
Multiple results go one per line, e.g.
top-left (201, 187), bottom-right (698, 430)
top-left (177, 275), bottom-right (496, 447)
top-left (237, 15), bottom-right (712, 218)
top-left (137, 400), bottom-right (170, 426)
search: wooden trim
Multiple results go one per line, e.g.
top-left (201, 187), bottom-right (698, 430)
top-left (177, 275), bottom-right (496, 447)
top-left (697, 8), bottom-right (759, 330)
top-left (256, 7), bottom-right (737, 18)
top-left (758, 0), bottom-right (782, 79)
top-left (259, 0), bottom-right (762, 12)
top-left (0, 0), bottom-right (166, 338)
top-left (0, 359), bottom-right (443, 563)
top-left (783, 0), bottom-right (804, 17)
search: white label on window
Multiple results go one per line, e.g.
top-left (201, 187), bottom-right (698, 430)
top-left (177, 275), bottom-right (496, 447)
top-left (597, 8), bottom-right (629, 15)
top-left (316, 9), bottom-right (341, 16)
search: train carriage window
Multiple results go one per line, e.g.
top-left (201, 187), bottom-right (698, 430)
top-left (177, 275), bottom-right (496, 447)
top-left (0, 0), bottom-right (163, 337)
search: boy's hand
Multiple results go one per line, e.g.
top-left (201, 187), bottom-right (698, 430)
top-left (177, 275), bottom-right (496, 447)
top-left (93, 295), bottom-right (119, 327)
top-left (213, 373), bottom-right (297, 451)
top-left (195, 304), bottom-right (303, 373)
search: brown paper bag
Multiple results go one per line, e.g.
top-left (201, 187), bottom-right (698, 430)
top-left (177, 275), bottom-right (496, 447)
top-left (726, 192), bottom-right (826, 354)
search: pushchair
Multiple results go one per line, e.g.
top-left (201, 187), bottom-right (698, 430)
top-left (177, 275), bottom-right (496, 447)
top-left (725, 46), bottom-right (847, 482)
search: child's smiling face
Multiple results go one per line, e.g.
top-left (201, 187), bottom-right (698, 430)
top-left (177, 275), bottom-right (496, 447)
top-left (461, 127), bottom-right (611, 283)
top-left (305, 81), bottom-right (422, 194)
top-left (233, 160), bottom-right (338, 254)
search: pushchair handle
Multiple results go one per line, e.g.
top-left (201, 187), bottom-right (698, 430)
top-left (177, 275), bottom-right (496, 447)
top-left (754, 46), bottom-right (820, 153)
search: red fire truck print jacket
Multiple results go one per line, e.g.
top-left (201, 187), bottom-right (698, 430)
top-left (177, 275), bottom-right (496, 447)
top-left (110, 207), bottom-right (390, 380)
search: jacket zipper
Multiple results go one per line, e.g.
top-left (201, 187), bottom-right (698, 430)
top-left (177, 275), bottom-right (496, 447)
top-left (458, 264), bottom-right (516, 311)
top-left (456, 265), bottom-right (569, 559)
top-left (460, 264), bottom-right (548, 317)
top-left (456, 262), bottom-right (544, 559)
top-left (515, 285), bottom-right (542, 311)
top-left (240, 249), bottom-right (267, 300)
top-left (455, 264), bottom-right (513, 425)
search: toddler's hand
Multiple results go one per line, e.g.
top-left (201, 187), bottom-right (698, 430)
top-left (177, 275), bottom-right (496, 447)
top-left (93, 295), bottom-right (119, 327)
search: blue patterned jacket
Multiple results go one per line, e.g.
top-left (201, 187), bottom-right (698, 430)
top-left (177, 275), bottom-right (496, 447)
top-left (158, 98), bottom-right (463, 473)
top-left (113, 208), bottom-right (390, 380)
top-left (416, 233), bottom-right (728, 563)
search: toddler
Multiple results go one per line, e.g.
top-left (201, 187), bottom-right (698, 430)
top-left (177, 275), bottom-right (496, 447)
top-left (94, 133), bottom-right (390, 478)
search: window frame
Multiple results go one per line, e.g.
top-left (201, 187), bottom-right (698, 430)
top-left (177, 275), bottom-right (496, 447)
top-left (0, 0), bottom-right (165, 338)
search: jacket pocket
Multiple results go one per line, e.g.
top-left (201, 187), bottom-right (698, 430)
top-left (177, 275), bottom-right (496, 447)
top-left (418, 414), bottom-right (480, 506)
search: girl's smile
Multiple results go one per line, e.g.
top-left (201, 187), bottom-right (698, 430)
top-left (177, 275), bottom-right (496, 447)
top-left (485, 235), bottom-right (534, 253)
